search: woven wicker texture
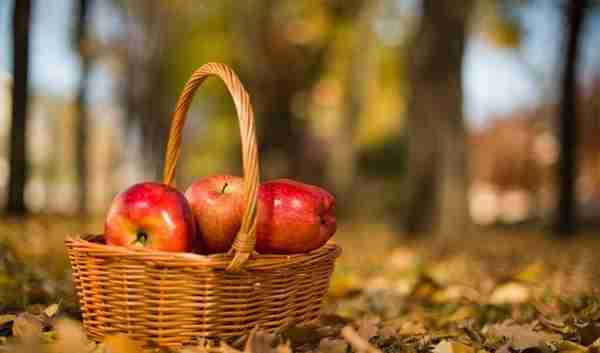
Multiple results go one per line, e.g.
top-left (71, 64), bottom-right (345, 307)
top-left (65, 63), bottom-right (341, 348)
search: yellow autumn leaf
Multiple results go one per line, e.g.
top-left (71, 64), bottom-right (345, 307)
top-left (433, 341), bottom-right (475, 353)
top-left (44, 303), bottom-right (60, 318)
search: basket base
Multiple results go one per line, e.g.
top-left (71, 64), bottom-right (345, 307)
top-left (66, 235), bottom-right (341, 348)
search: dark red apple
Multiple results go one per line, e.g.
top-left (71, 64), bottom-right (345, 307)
top-left (256, 179), bottom-right (337, 254)
top-left (105, 182), bottom-right (197, 252)
top-left (184, 175), bottom-right (245, 253)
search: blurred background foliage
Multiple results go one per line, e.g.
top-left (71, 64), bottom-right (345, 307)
top-left (0, 0), bottom-right (600, 237)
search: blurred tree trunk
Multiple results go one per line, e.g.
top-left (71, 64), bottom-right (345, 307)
top-left (233, 0), bottom-right (316, 182)
top-left (121, 2), bottom-right (170, 180)
top-left (404, 0), bottom-right (473, 236)
top-left (234, 1), bottom-right (364, 184)
top-left (74, 0), bottom-right (92, 214)
top-left (555, 0), bottom-right (588, 236)
top-left (328, 0), bottom-right (377, 203)
top-left (7, 0), bottom-right (33, 215)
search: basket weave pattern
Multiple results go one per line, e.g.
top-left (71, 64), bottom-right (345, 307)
top-left (65, 63), bottom-right (341, 347)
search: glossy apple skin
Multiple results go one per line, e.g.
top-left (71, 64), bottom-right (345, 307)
top-left (105, 182), bottom-right (197, 252)
top-left (185, 175), bottom-right (245, 254)
top-left (256, 179), bottom-right (337, 254)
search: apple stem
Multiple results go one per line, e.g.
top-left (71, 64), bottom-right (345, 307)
top-left (220, 182), bottom-right (229, 194)
top-left (135, 231), bottom-right (148, 245)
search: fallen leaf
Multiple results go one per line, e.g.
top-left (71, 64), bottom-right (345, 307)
top-left (487, 322), bottom-right (561, 350)
top-left (320, 338), bottom-right (348, 353)
top-left (432, 285), bottom-right (480, 303)
top-left (411, 276), bottom-right (441, 300)
top-left (387, 247), bottom-right (419, 271)
top-left (495, 343), bottom-right (512, 353)
top-left (25, 304), bottom-right (47, 317)
top-left (44, 303), bottom-right (60, 319)
top-left (439, 306), bottom-right (476, 325)
top-left (244, 327), bottom-right (278, 353)
top-left (395, 320), bottom-right (426, 336)
top-left (365, 276), bottom-right (392, 292)
top-left (489, 282), bottom-right (530, 305)
top-left (379, 325), bottom-right (397, 340)
top-left (341, 326), bottom-right (381, 353)
top-left (555, 341), bottom-right (587, 353)
top-left (357, 316), bottom-right (380, 340)
top-left (103, 335), bottom-right (144, 353)
top-left (12, 313), bottom-right (43, 342)
top-left (433, 341), bottom-right (474, 353)
top-left (329, 273), bottom-right (363, 298)
top-left (537, 317), bottom-right (572, 335)
top-left (515, 262), bottom-right (545, 283)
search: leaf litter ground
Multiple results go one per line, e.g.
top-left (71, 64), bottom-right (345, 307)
top-left (1, 220), bottom-right (600, 353)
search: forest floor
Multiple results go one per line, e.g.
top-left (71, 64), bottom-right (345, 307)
top-left (1, 218), bottom-right (600, 353)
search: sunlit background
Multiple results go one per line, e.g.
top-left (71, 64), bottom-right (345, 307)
top-left (0, 0), bottom-right (599, 230)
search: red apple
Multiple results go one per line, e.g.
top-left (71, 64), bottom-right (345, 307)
top-left (256, 179), bottom-right (337, 254)
top-left (184, 175), bottom-right (245, 253)
top-left (105, 182), bottom-right (197, 252)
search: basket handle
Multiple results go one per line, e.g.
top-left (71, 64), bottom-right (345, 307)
top-left (162, 63), bottom-right (260, 272)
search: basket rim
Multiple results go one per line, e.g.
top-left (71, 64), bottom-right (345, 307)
top-left (66, 234), bottom-right (341, 271)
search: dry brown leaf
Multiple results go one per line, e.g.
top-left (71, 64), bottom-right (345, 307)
top-left (440, 306), bottom-right (476, 325)
top-left (244, 327), bottom-right (278, 353)
top-left (319, 338), bottom-right (348, 353)
top-left (12, 313), bottom-right (43, 341)
top-left (357, 316), bottom-right (380, 340)
top-left (433, 341), bottom-right (474, 353)
top-left (379, 325), bottom-right (397, 340)
top-left (341, 326), bottom-right (381, 353)
top-left (24, 304), bottom-right (47, 317)
top-left (44, 303), bottom-right (60, 319)
top-left (103, 334), bottom-right (144, 353)
top-left (487, 322), bottom-right (561, 350)
top-left (394, 320), bottom-right (426, 336)
top-left (555, 341), bottom-right (587, 353)
top-left (489, 282), bottom-right (530, 305)
top-left (387, 247), bottom-right (418, 271)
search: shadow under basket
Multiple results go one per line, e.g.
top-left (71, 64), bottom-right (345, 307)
top-left (66, 234), bottom-right (340, 347)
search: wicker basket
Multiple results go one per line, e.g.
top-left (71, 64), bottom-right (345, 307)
top-left (65, 63), bottom-right (341, 348)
